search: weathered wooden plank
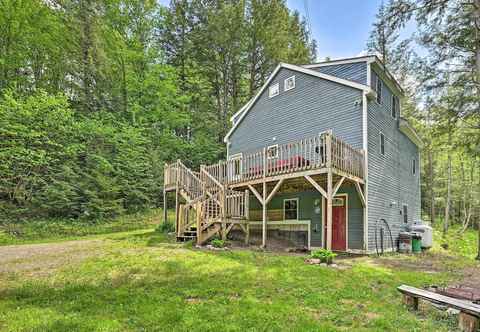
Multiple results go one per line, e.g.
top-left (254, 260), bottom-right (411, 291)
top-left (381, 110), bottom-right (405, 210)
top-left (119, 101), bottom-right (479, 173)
top-left (397, 285), bottom-right (480, 317)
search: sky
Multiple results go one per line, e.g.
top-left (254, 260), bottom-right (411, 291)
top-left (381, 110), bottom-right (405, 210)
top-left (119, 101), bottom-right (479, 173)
top-left (286, 0), bottom-right (384, 60)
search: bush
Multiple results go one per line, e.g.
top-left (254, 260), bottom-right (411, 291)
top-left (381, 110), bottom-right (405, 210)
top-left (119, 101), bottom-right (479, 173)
top-left (310, 249), bottom-right (336, 264)
top-left (211, 238), bottom-right (225, 248)
top-left (158, 222), bottom-right (175, 233)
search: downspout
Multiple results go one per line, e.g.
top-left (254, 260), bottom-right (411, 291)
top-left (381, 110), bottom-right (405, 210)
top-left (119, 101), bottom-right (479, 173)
top-left (363, 60), bottom-right (373, 253)
top-left (362, 92), bottom-right (369, 253)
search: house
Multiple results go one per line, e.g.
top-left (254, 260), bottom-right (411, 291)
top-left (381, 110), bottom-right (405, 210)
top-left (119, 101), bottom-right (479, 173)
top-left (164, 55), bottom-right (422, 254)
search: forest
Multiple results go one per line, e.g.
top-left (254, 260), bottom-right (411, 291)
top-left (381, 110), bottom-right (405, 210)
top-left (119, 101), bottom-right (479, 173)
top-left (0, 0), bottom-right (478, 253)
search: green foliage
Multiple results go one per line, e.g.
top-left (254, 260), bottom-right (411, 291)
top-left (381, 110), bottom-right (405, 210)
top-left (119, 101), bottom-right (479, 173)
top-left (0, 0), bottom-right (315, 223)
top-left (310, 248), bottom-right (337, 263)
top-left (211, 238), bottom-right (226, 248)
top-left (158, 221), bottom-right (175, 234)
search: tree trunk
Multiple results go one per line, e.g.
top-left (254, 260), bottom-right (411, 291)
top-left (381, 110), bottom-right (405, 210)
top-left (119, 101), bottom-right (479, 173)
top-left (443, 126), bottom-right (452, 238)
top-left (428, 144), bottom-right (435, 224)
top-left (474, 0), bottom-right (480, 259)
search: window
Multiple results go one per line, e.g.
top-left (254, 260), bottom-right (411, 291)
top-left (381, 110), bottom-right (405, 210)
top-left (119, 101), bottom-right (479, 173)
top-left (332, 197), bottom-right (344, 206)
top-left (267, 145), bottom-right (278, 159)
top-left (376, 75), bottom-right (382, 104)
top-left (380, 132), bottom-right (385, 156)
top-left (284, 76), bottom-right (295, 91)
top-left (269, 83), bottom-right (279, 98)
top-left (391, 95), bottom-right (398, 119)
top-left (412, 159), bottom-right (416, 175)
top-left (283, 198), bottom-right (298, 220)
top-left (403, 204), bottom-right (408, 224)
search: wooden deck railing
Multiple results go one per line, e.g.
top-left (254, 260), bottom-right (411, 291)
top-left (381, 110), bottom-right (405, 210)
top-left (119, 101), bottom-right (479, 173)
top-left (165, 132), bottom-right (364, 189)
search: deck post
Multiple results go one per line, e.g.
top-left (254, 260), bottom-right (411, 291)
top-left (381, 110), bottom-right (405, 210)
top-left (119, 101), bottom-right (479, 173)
top-left (163, 189), bottom-right (168, 225)
top-left (326, 133), bottom-right (333, 250)
top-left (262, 181), bottom-right (267, 248)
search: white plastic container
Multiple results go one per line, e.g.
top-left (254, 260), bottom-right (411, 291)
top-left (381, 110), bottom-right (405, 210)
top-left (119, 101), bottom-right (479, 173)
top-left (410, 224), bottom-right (433, 248)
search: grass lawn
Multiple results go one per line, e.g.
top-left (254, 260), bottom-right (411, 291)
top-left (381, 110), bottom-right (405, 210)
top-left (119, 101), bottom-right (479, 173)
top-left (0, 209), bottom-right (173, 246)
top-left (0, 224), bottom-right (478, 331)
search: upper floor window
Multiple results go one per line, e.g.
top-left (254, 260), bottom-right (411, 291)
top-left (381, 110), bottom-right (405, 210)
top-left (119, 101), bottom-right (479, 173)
top-left (412, 159), bottom-right (416, 175)
top-left (269, 83), bottom-right (279, 98)
top-left (376, 75), bottom-right (382, 104)
top-left (392, 95), bottom-right (399, 118)
top-left (403, 204), bottom-right (408, 223)
top-left (284, 76), bottom-right (295, 91)
top-left (267, 144), bottom-right (278, 159)
top-left (380, 132), bottom-right (385, 156)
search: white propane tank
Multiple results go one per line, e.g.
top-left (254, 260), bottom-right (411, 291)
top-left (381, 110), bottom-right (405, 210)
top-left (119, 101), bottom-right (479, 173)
top-left (410, 223), bottom-right (433, 249)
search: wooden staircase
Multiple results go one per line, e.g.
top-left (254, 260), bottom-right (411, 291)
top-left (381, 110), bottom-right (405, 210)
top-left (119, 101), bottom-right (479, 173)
top-left (174, 161), bottom-right (248, 244)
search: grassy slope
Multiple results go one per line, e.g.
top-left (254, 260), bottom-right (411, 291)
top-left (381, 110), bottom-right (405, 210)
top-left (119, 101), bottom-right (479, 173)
top-left (0, 209), bottom-right (174, 246)
top-left (0, 227), bottom-right (478, 331)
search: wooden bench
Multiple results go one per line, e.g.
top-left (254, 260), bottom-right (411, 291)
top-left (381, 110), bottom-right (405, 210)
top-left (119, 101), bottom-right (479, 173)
top-left (398, 285), bottom-right (480, 332)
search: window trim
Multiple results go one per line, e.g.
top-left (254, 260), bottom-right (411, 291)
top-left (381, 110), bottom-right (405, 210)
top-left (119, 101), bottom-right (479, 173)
top-left (283, 198), bottom-right (299, 221)
top-left (379, 132), bottom-right (385, 156)
top-left (267, 144), bottom-right (279, 159)
top-left (269, 82), bottom-right (279, 98)
top-left (376, 75), bottom-right (382, 104)
top-left (284, 75), bottom-right (295, 91)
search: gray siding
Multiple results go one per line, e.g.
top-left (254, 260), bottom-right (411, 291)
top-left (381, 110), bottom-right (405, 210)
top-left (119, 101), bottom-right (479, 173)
top-left (229, 68), bottom-right (364, 155)
top-left (366, 69), bottom-right (421, 251)
top-left (311, 62), bottom-right (367, 85)
top-left (248, 183), bottom-right (364, 250)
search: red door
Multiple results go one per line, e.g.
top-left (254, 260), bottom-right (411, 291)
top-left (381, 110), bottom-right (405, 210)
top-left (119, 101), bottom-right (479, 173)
top-left (324, 196), bottom-right (347, 251)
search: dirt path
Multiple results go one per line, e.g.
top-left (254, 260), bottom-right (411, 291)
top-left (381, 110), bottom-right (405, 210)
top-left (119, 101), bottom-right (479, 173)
top-left (0, 240), bottom-right (104, 277)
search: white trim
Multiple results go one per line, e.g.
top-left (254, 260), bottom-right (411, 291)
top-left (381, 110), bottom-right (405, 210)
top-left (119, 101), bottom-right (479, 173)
top-left (379, 131), bottom-right (385, 156)
top-left (362, 92), bottom-right (369, 252)
top-left (223, 63), bottom-right (372, 142)
top-left (230, 97), bottom-right (254, 122)
top-left (399, 118), bottom-right (423, 147)
top-left (283, 198), bottom-right (299, 221)
top-left (321, 195), bottom-right (325, 248)
top-left (269, 82), bottom-right (279, 98)
top-left (322, 193), bottom-right (349, 251)
top-left (303, 55), bottom-right (376, 68)
top-left (284, 75), bottom-right (295, 91)
top-left (267, 144), bottom-right (279, 159)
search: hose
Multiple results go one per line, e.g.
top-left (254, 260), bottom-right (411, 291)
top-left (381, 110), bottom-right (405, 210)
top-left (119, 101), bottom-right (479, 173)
top-left (374, 218), bottom-right (394, 256)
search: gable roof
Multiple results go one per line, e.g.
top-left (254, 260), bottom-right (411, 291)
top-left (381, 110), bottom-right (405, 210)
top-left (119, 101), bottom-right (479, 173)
top-left (304, 54), bottom-right (405, 96)
top-left (224, 62), bottom-right (372, 142)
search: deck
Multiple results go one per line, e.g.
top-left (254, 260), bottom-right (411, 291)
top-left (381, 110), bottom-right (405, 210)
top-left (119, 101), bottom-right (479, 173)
top-left (164, 132), bottom-right (365, 191)
top-left (163, 132), bottom-right (366, 250)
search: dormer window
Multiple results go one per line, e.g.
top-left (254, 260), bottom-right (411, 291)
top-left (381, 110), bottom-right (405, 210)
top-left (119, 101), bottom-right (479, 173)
top-left (269, 83), bottom-right (279, 98)
top-left (284, 76), bottom-right (295, 91)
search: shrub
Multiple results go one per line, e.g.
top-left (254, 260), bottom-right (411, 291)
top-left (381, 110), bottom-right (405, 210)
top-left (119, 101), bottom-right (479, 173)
top-left (310, 249), bottom-right (337, 264)
top-left (211, 238), bottom-right (225, 248)
top-left (158, 222), bottom-right (175, 233)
